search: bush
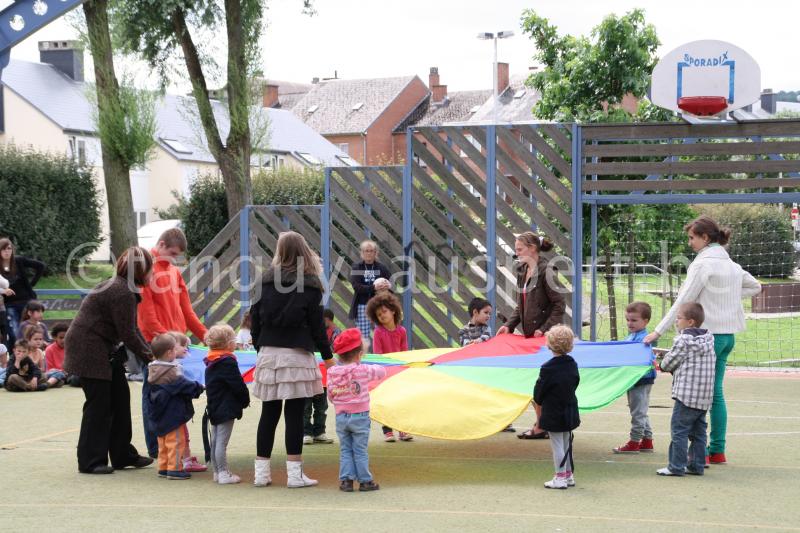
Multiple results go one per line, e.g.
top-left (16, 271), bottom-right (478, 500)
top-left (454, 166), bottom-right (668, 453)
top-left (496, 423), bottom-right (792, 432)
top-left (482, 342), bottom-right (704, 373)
top-left (252, 167), bottom-right (324, 205)
top-left (0, 144), bottom-right (101, 273)
top-left (698, 204), bottom-right (798, 278)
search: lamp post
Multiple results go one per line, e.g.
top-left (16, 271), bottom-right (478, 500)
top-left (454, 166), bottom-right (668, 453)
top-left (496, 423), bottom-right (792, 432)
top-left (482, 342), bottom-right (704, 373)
top-left (477, 30), bottom-right (514, 124)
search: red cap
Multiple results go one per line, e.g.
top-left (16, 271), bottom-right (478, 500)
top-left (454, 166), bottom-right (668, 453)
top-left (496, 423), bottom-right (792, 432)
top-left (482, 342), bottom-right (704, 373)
top-left (333, 328), bottom-right (363, 355)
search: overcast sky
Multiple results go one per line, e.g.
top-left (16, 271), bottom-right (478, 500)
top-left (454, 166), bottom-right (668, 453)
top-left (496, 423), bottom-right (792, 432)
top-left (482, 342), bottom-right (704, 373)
top-left (8, 0), bottom-right (800, 94)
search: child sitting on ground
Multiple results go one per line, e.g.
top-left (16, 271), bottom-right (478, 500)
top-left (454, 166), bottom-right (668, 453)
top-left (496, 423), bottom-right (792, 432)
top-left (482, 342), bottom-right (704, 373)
top-left (459, 297), bottom-right (492, 346)
top-left (167, 331), bottom-right (206, 473)
top-left (367, 291), bottom-right (411, 442)
top-left (5, 340), bottom-right (45, 392)
top-left (145, 333), bottom-right (205, 480)
top-left (45, 322), bottom-right (80, 387)
top-left (613, 301), bottom-right (657, 454)
top-left (657, 302), bottom-right (715, 477)
top-left (16, 300), bottom-right (50, 343)
top-left (235, 310), bottom-right (253, 351)
top-left (202, 324), bottom-right (250, 485)
top-left (302, 309), bottom-right (338, 446)
top-left (534, 325), bottom-right (581, 489)
top-left (328, 328), bottom-right (386, 492)
top-left (24, 325), bottom-right (62, 388)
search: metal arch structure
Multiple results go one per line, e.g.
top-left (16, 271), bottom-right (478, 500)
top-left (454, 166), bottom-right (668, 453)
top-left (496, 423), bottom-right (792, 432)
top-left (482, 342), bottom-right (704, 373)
top-left (0, 0), bottom-right (87, 77)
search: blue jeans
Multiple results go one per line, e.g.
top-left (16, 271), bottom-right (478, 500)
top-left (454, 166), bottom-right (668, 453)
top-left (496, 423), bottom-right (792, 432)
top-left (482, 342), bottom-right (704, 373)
top-left (5, 303), bottom-right (24, 347)
top-left (141, 365), bottom-right (158, 457)
top-left (335, 411), bottom-right (373, 482)
top-left (669, 400), bottom-right (707, 475)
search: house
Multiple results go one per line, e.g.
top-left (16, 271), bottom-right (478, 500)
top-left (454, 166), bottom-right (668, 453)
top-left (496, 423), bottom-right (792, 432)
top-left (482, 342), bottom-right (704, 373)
top-left (0, 41), bottom-right (349, 259)
top-left (291, 75), bottom-right (430, 165)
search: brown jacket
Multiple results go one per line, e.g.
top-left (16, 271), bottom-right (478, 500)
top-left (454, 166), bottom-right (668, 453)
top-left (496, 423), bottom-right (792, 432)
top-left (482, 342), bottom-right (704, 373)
top-left (64, 275), bottom-right (152, 381)
top-left (504, 258), bottom-right (566, 337)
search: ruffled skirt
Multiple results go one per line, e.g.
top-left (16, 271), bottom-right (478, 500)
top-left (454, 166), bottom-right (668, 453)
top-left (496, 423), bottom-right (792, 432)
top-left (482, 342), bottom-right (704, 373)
top-left (251, 346), bottom-right (323, 401)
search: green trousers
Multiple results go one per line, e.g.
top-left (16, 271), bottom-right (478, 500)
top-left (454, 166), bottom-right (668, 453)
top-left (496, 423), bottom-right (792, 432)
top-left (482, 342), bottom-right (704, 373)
top-left (709, 334), bottom-right (735, 454)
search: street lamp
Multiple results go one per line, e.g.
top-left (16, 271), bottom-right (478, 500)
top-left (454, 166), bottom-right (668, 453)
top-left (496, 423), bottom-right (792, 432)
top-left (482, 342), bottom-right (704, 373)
top-left (477, 30), bottom-right (514, 124)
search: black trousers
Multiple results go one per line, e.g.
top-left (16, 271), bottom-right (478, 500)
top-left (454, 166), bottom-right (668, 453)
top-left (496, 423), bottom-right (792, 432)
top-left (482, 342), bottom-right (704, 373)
top-left (257, 398), bottom-right (306, 457)
top-left (77, 357), bottom-right (141, 472)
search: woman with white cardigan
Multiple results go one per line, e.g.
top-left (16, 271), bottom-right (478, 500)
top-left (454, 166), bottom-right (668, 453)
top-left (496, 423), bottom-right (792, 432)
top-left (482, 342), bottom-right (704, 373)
top-left (644, 215), bottom-right (761, 465)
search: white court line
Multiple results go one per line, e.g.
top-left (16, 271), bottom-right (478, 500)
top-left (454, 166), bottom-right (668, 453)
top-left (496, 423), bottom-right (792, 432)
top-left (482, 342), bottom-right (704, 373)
top-left (591, 411), bottom-right (800, 420)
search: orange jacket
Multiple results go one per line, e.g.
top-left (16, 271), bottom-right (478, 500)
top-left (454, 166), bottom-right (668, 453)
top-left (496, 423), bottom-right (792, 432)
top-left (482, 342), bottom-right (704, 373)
top-left (137, 249), bottom-right (207, 343)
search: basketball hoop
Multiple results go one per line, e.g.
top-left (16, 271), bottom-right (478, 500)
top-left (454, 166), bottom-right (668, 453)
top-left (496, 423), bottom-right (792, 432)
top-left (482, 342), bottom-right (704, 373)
top-left (678, 96), bottom-right (728, 116)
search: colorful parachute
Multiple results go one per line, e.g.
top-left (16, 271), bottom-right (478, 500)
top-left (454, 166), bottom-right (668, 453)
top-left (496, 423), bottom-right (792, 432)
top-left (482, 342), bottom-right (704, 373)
top-left (181, 334), bottom-right (654, 440)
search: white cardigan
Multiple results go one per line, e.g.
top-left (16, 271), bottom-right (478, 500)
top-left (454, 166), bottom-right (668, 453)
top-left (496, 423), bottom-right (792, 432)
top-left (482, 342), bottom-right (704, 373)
top-left (655, 245), bottom-right (762, 336)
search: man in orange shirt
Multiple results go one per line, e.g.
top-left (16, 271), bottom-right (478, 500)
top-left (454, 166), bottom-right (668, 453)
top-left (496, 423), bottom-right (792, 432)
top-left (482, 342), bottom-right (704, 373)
top-left (138, 228), bottom-right (208, 458)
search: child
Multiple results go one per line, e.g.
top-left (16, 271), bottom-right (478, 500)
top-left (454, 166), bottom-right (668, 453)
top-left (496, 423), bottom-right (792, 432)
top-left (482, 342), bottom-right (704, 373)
top-left (236, 310), bottom-right (253, 351)
top-left (459, 297), bottom-right (492, 346)
top-left (0, 342), bottom-right (7, 387)
top-left (167, 331), bottom-right (206, 473)
top-left (657, 302), bottom-right (715, 477)
top-left (5, 339), bottom-right (46, 392)
top-left (533, 325), bottom-right (580, 489)
top-left (145, 333), bottom-right (205, 480)
top-left (328, 328), bottom-right (386, 492)
top-left (23, 325), bottom-right (62, 388)
top-left (44, 322), bottom-right (80, 387)
top-left (323, 309), bottom-right (341, 346)
top-left (366, 291), bottom-right (410, 442)
top-left (613, 302), bottom-right (657, 454)
top-left (0, 274), bottom-right (9, 350)
top-left (302, 309), bottom-right (339, 445)
top-left (16, 300), bottom-right (51, 343)
top-left (202, 324), bottom-right (250, 485)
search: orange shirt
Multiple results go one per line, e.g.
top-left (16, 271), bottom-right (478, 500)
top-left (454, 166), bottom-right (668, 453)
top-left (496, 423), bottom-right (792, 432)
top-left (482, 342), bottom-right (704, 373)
top-left (137, 249), bottom-right (208, 342)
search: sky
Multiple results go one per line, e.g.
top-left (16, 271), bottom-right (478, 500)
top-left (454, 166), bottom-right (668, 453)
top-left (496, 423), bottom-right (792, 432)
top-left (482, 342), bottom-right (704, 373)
top-left (7, 0), bottom-right (800, 95)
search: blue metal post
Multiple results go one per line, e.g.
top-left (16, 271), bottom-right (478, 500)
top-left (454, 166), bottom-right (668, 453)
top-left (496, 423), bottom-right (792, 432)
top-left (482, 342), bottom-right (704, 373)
top-left (590, 140), bottom-right (598, 341)
top-left (239, 207), bottom-right (250, 317)
top-left (402, 128), bottom-right (414, 348)
top-left (486, 125), bottom-right (498, 332)
top-left (570, 124), bottom-right (584, 337)
top-left (322, 168), bottom-right (332, 288)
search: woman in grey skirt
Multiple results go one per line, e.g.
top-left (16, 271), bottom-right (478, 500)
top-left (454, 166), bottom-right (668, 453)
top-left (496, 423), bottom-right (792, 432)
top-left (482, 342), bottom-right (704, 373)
top-left (250, 231), bottom-right (335, 488)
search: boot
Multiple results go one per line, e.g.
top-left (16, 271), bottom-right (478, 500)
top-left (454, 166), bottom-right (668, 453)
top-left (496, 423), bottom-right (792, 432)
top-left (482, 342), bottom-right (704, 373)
top-left (254, 458), bottom-right (272, 487)
top-left (286, 460), bottom-right (318, 488)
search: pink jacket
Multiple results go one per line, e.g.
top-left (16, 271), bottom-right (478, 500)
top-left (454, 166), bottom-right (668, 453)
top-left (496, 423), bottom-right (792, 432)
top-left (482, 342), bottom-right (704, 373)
top-left (372, 325), bottom-right (408, 354)
top-left (327, 362), bottom-right (387, 414)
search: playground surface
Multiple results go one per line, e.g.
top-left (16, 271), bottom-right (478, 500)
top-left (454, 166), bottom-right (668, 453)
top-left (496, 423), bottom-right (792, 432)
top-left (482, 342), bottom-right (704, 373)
top-left (1, 371), bottom-right (798, 532)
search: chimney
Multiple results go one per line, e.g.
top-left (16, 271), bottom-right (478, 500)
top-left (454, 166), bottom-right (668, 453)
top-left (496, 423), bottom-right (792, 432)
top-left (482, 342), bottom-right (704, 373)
top-left (312, 77), bottom-right (320, 84)
top-left (39, 40), bottom-right (84, 82)
top-left (429, 66), bottom-right (448, 103)
top-left (263, 83), bottom-right (279, 108)
top-left (497, 62), bottom-right (510, 95)
top-left (429, 67), bottom-right (440, 88)
top-left (760, 88), bottom-right (776, 114)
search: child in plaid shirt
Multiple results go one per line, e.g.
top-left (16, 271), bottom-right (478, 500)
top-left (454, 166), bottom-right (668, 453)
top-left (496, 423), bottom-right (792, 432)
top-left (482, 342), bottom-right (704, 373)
top-left (458, 297), bottom-right (492, 346)
top-left (657, 302), bottom-right (716, 477)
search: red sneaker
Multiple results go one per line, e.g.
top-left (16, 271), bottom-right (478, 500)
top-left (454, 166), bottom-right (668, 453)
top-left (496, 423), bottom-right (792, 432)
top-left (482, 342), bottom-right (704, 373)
top-left (704, 455), bottom-right (710, 468)
top-left (709, 453), bottom-right (727, 464)
top-left (639, 438), bottom-right (654, 453)
top-left (613, 440), bottom-right (640, 454)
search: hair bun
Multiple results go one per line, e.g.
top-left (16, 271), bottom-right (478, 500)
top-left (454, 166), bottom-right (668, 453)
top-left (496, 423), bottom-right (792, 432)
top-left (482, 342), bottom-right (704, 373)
top-left (539, 238), bottom-right (554, 252)
top-left (718, 228), bottom-right (731, 246)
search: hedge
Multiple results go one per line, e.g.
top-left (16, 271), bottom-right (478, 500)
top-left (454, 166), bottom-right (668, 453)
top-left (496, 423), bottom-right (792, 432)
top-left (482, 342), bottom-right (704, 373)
top-left (0, 144), bottom-right (101, 273)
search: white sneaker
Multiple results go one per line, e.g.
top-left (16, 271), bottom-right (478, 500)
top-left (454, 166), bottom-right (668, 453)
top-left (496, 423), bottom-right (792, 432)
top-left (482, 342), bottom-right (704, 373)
top-left (302, 435), bottom-right (314, 445)
top-left (656, 467), bottom-right (683, 476)
top-left (566, 474), bottom-right (575, 487)
top-left (544, 476), bottom-right (568, 489)
top-left (313, 433), bottom-right (334, 444)
top-left (213, 471), bottom-right (218, 482)
top-left (217, 470), bottom-right (241, 484)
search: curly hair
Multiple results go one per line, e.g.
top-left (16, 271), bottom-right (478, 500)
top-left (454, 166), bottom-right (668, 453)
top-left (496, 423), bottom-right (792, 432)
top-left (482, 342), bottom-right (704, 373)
top-left (546, 325), bottom-right (574, 356)
top-left (366, 290), bottom-right (403, 327)
top-left (204, 323), bottom-right (237, 350)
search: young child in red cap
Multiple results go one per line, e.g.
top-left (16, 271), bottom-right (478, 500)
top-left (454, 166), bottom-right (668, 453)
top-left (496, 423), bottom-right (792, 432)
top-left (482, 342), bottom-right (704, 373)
top-left (328, 328), bottom-right (386, 492)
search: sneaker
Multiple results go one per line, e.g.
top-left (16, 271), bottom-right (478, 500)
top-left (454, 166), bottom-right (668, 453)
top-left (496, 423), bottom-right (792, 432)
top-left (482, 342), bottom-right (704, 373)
top-left (398, 432), bottom-right (413, 441)
top-left (613, 440), bottom-right (640, 454)
top-left (302, 435), bottom-right (314, 445)
top-left (158, 470), bottom-right (168, 478)
top-left (544, 476), bottom-right (568, 489)
top-left (217, 470), bottom-right (241, 484)
top-left (183, 456), bottom-right (208, 472)
top-left (502, 424), bottom-right (517, 433)
top-left (359, 480), bottom-right (380, 492)
top-left (384, 431), bottom-right (396, 442)
top-left (565, 473), bottom-right (575, 487)
top-left (639, 438), bottom-right (654, 453)
top-left (313, 434), bottom-right (334, 444)
top-left (685, 467), bottom-right (703, 476)
top-left (656, 467), bottom-right (683, 477)
top-left (213, 470), bottom-right (218, 483)
top-left (339, 479), bottom-right (354, 492)
top-left (709, 453), bottom-right (727, 465)
top-left (705, 455), bottom-right (710, 468)
top-left (166, 470), bottom-right (191, 480)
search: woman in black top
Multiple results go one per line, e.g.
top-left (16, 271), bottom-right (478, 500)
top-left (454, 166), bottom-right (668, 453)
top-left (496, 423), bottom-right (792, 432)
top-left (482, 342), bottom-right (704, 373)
top-left (250, 231), bottom-right (335, 488)
top-left (0, 238), bottom-right (45, 349)
top-left (348, 240), bottom-right (391, 347)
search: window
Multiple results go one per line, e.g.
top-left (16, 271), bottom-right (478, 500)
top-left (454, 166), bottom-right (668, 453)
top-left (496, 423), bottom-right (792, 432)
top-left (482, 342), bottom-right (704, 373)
top-left (162, 138), bottom-right (193, 154)
top-left (336, 155), bottom-right (359, 167)
top-left (351, 102), bottom-right (364, 111)
top-left (296, 152), bottom-right (322, 166)
top-left (68, 136), bottom-right (88, 165)
top-left (338, 143), bottom-right (350, 155)
top-left (135, 210), bottom-right (147, 229)
top-left (307, 104), bottom-right (319, 114)
top-left (77, 140), bottom-right (87, 166)
top-left (513, 89), bottom-right (526, 99)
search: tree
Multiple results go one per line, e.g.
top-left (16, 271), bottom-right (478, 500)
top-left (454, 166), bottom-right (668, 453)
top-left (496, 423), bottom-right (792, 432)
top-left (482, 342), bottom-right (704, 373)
top-left (113, 0), bottom-right (309, 217)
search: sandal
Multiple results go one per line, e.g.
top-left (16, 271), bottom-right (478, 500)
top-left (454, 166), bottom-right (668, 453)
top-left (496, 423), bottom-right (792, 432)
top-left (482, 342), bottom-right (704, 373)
top-left (517, 430), bottom-right (549, 440)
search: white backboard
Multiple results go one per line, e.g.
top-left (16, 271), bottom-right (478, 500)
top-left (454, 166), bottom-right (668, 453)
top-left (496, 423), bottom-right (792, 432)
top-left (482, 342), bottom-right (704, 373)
top-left (651, 40), bottom-right (761, 114)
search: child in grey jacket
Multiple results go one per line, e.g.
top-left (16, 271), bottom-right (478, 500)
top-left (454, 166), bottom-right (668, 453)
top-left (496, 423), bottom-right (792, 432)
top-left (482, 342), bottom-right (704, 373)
top-left (657, 302), bottom-right (716, 477)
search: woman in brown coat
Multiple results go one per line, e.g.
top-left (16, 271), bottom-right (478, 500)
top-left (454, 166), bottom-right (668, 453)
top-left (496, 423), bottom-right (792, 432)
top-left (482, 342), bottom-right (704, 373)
top-left (496, 232), bottom-right (566, 439)
top-left (64, 247), bottom-right (155, 474)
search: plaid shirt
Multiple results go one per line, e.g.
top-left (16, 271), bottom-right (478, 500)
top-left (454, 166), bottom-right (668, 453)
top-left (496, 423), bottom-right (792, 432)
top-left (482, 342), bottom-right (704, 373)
top-left (458, 323), bottom-right (491, 346)
top-left (660, 328), bottom-right (716, 410)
